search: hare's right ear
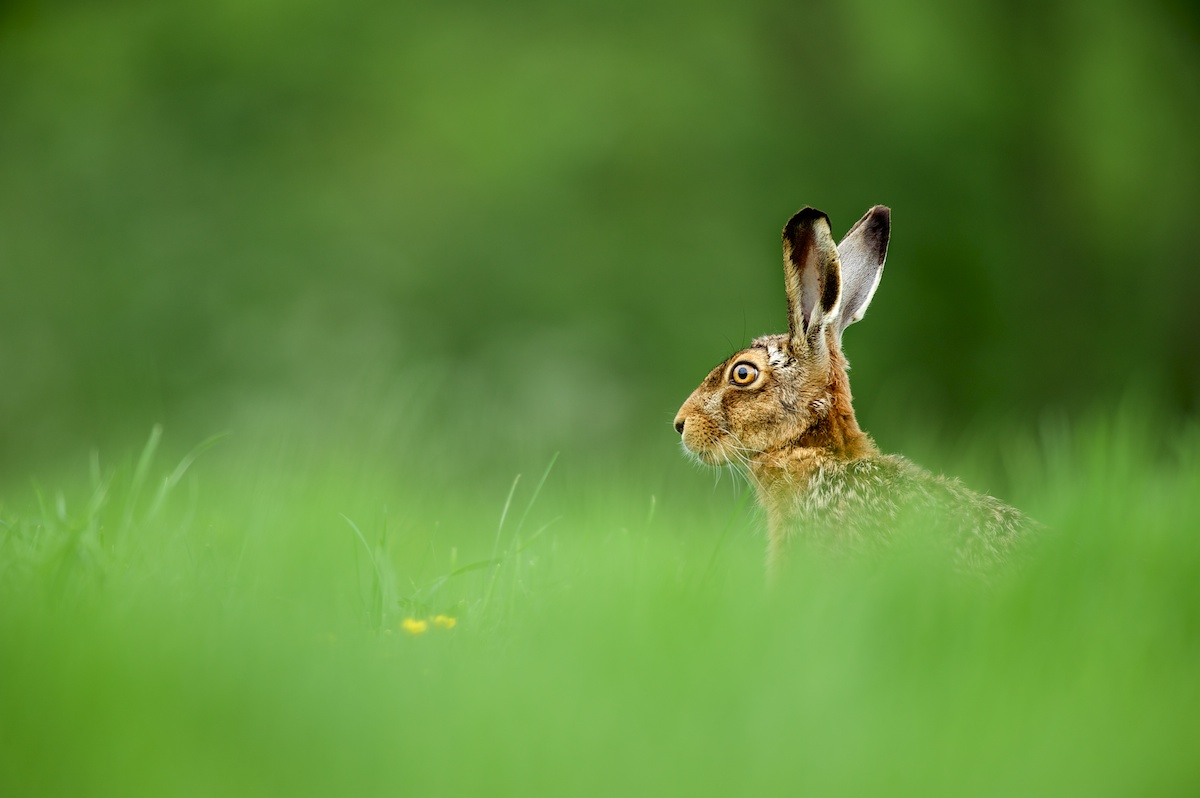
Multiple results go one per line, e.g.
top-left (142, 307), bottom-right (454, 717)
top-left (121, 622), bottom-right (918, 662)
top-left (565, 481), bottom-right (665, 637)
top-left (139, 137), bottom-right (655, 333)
top-left (782, 207), bottom-right (841, 353)
top-left (835, 205), bottom-right (890, 336)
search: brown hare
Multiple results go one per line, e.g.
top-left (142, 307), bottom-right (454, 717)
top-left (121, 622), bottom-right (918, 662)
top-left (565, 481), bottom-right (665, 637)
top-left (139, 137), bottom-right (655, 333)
top-left (673, 206), bottom-right (1031, 573)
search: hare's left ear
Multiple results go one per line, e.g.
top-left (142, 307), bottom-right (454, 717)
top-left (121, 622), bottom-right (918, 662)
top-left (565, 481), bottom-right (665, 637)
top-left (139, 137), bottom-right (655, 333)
top-left (782, 207), bottom-right (841, 352)
top-left (835, 205), bottom-right (890, 336)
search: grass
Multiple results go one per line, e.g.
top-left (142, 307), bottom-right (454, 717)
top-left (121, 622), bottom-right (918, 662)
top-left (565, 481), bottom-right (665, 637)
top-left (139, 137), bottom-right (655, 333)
top-left (1, 412), bottom-right (1198, 797)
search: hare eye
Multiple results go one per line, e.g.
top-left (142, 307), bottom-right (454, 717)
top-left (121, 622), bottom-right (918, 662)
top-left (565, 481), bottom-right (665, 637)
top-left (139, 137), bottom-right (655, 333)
top-left (730, 362), bottom-right (759, 386)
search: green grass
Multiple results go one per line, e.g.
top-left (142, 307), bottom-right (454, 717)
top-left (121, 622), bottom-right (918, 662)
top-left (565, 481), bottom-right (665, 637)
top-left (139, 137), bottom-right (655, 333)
top-left (1, 414), bottom-right (1198, 797)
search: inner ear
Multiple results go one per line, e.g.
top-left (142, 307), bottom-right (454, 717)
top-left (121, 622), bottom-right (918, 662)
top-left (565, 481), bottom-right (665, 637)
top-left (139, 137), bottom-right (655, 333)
top-left (798, 247), bottom-right (821, 333)
top-left (782, 207), bottom-right (842, 343)
top-left (835, 205), bottom-right (890, 335)
top-left (820, 262), bottom-right (840, 320)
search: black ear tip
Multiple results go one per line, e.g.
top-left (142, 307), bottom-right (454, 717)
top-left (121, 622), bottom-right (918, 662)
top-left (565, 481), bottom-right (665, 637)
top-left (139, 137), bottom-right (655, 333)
top-left (863, 205), bottom-right (891, 256)
top-left (783, 206), bottom-right (831, 242)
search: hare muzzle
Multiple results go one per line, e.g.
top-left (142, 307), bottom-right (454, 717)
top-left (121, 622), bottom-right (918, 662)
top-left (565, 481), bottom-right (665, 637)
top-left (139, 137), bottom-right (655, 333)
top-left (673, 389), bottom-right (739, 466)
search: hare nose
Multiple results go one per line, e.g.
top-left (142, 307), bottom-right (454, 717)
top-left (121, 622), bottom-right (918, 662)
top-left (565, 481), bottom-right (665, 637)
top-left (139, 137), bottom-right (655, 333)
top-left (674, 419), bottom-right (685, 435)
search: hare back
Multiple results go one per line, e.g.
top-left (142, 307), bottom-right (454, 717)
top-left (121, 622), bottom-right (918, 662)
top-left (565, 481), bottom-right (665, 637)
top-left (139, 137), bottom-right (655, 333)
top-left (761, 453), bottom-right (1031, 568)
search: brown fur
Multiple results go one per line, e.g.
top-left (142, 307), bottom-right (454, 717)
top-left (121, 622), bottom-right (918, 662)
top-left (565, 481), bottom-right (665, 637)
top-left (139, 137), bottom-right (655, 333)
top-left (789, 333), bottom-right (874, 458)
top-left (674, 206), bottom-right (1033, 575)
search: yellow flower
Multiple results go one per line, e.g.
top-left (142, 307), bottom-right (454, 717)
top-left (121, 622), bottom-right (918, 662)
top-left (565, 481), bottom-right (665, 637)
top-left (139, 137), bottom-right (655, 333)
top-left (433, 614), bottom-right (457, 629)
top-left (401, 618), bottom-right (428, 635)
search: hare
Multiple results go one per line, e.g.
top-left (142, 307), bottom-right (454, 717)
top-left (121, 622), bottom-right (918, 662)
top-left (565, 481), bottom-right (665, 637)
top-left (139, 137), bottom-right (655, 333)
top-left (673, 206), bottom-right (1031, 572)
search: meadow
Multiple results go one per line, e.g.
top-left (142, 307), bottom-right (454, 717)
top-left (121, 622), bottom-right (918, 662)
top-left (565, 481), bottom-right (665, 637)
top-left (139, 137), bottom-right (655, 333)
top-left (2, 0), bottom-right (1198, 794)
top-left (2, 403), bottom-right (1198, 796)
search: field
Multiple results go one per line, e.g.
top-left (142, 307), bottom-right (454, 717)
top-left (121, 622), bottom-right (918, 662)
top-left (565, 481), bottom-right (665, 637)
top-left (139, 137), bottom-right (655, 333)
top-left (3, 1), bottom-right (1198, 794)
top-left (2, 404), bottom-right (1198, 797)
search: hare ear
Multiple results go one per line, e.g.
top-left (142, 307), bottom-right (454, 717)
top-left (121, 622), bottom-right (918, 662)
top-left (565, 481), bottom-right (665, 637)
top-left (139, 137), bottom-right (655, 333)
top-left (782, 207), bottom-right (842, 349)
top-left (835, 205), bottom-right (890, 335)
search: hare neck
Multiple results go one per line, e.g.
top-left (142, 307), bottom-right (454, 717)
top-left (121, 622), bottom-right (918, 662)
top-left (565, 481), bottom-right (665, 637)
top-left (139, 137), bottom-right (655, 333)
top-left (806, 343), bottom-right (876, 456)
top-left (751, 351), bottom-right (878, 485)
top-left (796, 369), bottom-right (876, 458)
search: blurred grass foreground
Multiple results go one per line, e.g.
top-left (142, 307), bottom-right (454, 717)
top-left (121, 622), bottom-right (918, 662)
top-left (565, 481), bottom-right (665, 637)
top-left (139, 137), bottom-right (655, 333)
top-left (2, 0), bottom-right (1200, 795)
top-left (2, 412), bottom-right (1199, 795)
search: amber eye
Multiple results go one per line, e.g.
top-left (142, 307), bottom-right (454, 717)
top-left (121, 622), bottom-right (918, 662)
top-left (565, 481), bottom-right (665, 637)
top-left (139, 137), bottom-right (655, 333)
top-left (730, 362), bottom-right (759, 386)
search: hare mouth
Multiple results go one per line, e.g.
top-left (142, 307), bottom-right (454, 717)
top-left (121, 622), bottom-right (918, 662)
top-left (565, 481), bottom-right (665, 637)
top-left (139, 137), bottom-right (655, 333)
top-left (680, 434), bottom-right (740, 467)
top-left (689, 447), bottom-right (729, 466)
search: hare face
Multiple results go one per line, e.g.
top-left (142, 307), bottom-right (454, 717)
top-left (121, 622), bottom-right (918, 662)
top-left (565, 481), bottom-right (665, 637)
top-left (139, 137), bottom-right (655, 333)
top-left (674, 334), bottom-right (828, 466)
top-left (674, 206), bottom-right (891, 468)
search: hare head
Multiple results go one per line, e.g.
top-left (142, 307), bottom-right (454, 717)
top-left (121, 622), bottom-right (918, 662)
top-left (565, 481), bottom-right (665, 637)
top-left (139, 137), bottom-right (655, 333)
top-left (673, 206), bottom-right (891, 470)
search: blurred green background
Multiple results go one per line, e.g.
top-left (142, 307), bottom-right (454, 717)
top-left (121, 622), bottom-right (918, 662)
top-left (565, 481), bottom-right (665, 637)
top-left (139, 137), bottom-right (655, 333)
top-left (2, 0), bottom-right (1198, 481)
top-left (3, 3), bottom-right (1200, 796)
